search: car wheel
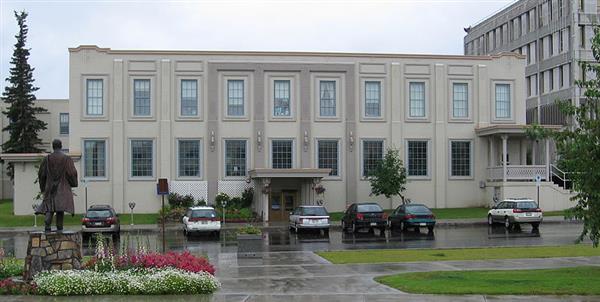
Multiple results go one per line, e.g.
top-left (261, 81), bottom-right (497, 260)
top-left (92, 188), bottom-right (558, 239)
top-left (531, 222), bottom-right (540, 229)
top-left (352, 222), bottom-right (357, 233)
top-left (504, 217), bottom-right (512, 229)
top-left (487, 214), bottom-right (494, 226)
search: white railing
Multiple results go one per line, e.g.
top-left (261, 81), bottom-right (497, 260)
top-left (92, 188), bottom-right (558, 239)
top-left (551, 164), bottom-right (572, 190)
top-left (487, 165), bottom-right (547, 181)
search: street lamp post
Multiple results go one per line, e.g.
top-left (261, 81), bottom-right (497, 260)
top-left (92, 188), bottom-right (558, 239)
top-left (128, 202), bottom-right (136, 225)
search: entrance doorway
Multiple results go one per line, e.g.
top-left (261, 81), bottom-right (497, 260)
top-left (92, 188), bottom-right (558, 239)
top-left (269, 191), bottom-right (297, 221)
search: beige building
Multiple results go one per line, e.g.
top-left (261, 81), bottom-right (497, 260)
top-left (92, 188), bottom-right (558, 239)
top-left (3, 46), bottom-right (575, 219)
top-left (0, 99), bottom-right (69, 199)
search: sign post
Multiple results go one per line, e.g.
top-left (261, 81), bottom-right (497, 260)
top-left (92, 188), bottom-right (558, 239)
top-left (81, 178), bottom-right (88, 213)
top-left (157, 178), bottom-right (169, 253)
top-left (535, 174), bottom-right (542, 207)
top-left (222, 200), bottom-right (227, 227)
top-left (128, 202), bottom-right (136, 226)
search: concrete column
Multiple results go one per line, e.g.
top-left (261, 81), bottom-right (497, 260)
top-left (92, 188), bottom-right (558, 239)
top-left (112, 59), bottom-right (125, 213)
top-left (159, 59), bottom-right (172, 180)
top-left (434, 63), bottom-right (447, 208)
top-left (345, 65), bottom-right (357, 206)
top-left (488, 137), bottom-right (495, 167)
top-left (206, 63), bottom-right (219, 203)
top-left (545, 139), bottom-right (551, 181)
top-left (532, 140), bottom-right (537, 165)
top-left (502, 135), bottom-right (508, 182)
top-left (520, 138), bottom-right (527, 165)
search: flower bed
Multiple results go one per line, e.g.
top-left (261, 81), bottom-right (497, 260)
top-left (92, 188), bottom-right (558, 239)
top-left (34, 268), bottom-right (220, 296)
top-left (83, 251), bottom-right (215, 275)
top-left (0, 278), bottom-right (36, 295)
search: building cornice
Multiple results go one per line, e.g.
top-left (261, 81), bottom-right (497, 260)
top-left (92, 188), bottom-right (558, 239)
top-left (0, 153), bottom-right (82, 163)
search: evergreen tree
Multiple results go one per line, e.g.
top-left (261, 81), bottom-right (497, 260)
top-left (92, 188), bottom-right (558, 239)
top-left (368, 148), bottom-right (407, 201)
top-left (2, 11), bottom-right (47, 179)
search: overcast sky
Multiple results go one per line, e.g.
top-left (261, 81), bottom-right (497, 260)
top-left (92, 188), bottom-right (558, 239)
top-left (1, 0), bottom-right (514, 99)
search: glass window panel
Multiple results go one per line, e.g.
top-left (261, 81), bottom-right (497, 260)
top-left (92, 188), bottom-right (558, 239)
top-left (86, 79), bottom-right (103, 116)
top-left (227, 80), bottom-right (244, 116)
top-left (274, 80), bottom-right (291, 116)
top-left (131, 140), bottom-right (153, 177)
top-left (408, 141), bottom-right (428, 176)
top-left (318, 140), bottom-right (339, 176)
top-left (272, 140), bottom-right (293, 169)
top-left (451, 141), bottom-right (471, 177)
top-left (409, 82), bottom-right (426, 117)
top-left (178, 140), bottom-right (201, 177)
top-left (181, 80), bottom-right (198, 116)
top-left (225, 140), bottom-right (247, 177)
top-left (365, 81), bottom-right (381, 117)
top-left (362, 140), bottom-right (383, 177)
top-left (133, 79), bottom-right (151, 116)
top-left (59, 113), bottom-right (69, 135)
top-left (452, 83), bottom-right (469, 118)
top-left (495, 84), bottom-right (511, 118)
top-left (84, 140), bottom-right (106, 178)
top-left (319, 81), bottom-right (336, 117)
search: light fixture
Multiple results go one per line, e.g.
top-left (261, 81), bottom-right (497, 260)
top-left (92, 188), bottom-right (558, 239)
top-left (349, 131), bottom-right (354, 151)
top-left (210, 131), bottom-right (215, 151)
top-left (257, 131), bottom-right (262, 151)
top-left (303, 130), bottom-right (309, 151)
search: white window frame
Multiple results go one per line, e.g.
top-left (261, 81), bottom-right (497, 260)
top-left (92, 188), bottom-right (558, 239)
top-left (176, 138), bottom-right (203, 180)
top-left (448, 139), bottom-right (474, 179)
top-left (492, 81), bottom-right (515, 122)
top-left (129, 76), bottom-right (156, 120)
top-left (315, 138), bottom-right (342, 179)
top-left (449, 80), bottom-right (473, 122)
top-left (405, 139), bottom-right (431, 180)
top-left (405, 79), bottom-right (430, 121)
top-left (269, 139), bottom-right (296, 169)
top-left (267, 74), bottom-right (298, 121)
top-left (361, 79), bottom-right (384, 120)
top-left (177, 76), bottom-right (202, 119)
top-left (313, 74), bottom-right (343, 122)
top-left (82, 76), bottom-right (108, 120)
top-left (222, 139), bottom-right (249, 179)
top-left (221, 73), bottom-right (251, 121)
top-left (317, 79), bottom-right (339, 119)
top-left (360, 139), bottom-right (385, 180)
top-left (82, 138), bottom-right (108, 181)
top-left (128, 138), bottom-right (156, 180)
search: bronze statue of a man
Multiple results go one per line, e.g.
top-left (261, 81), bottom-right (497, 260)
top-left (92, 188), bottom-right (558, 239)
top-left (37, 139), bottom-right (78, 232)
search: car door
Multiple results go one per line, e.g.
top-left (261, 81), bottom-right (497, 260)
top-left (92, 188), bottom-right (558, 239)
top-left (492, 202), bottom-right (504, 221)
top-left (392, 205), bottom-right (404, 225)
top-left (344, 204), bottom-right (355, 225)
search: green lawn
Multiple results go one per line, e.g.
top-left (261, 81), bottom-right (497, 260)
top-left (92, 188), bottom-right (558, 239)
top-left (329, 207), bottom-right (565, 221)
top-left (376, 266), bottom-right (600, 295)
top-left (317, 245), bottom-right (600, 264)
top-left (0, 199), bottom-right (159, 227)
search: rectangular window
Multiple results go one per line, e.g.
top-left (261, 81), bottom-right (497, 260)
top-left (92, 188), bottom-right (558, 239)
top-left (409, 82), bottom-right (426, 117)
top-left (364, 81), bottom-right (381, 117)
top-left (362, 140), bottom-right (384, 177)
top-left (452, 83), bottom-right (468, 118)
top-left (178, 140), bottom-right (201, 178)
top-left (407, 141), bottom-right (428, 177)
top-left (83, 140), bottom-right (106, 178)
top-left (133, 79), bottom-right (151, 116)
top-left (495, 84), bottom-right (511, 118)
top-left (227, 80), bottom-right (244, 116)
top-left (317, 140), bottom-right (339, 176)
top-left (225, 140), bottom-right (247, 177)
top-left (559, 65), bottom-right (564, 88)
top-left (272, 140), bottom-right (293, 169)
top-left (319, 81), bottom-right (336, 117)
top-left (549, 69), bottom-right (554, 91)
top-left (180, 80), bottom-right (198, 116)
top-left (130, 139), bottom-right (153, 178)
top-left (273, 80), bottom-right (291, 117)
top-left (86, 79), bottom-right (103, 116)
top-left (59, 113), bottom-right (69, 135)
top-left (580, 25), bottom-right (586, 48)
top-left (451, 141), bottom-right (472, 177)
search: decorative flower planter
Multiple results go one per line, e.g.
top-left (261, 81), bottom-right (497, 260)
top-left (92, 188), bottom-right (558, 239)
top-left (236, 234), bottom-right (263, 258)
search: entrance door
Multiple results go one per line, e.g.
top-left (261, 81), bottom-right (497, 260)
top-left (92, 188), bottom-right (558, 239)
top-left (269, 191), bottom-right (297, 221)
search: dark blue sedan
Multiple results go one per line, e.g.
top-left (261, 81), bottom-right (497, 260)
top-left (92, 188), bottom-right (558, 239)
top-left (388, 203), bottom-right (436, 232)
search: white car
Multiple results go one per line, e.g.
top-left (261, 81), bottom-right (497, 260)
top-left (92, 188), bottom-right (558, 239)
top-left (289, 205), bottom-right (330, 234)
top-left (182, 206), bottom-right (221, 237)
top-left (487, 198), bottom-right (543, 229)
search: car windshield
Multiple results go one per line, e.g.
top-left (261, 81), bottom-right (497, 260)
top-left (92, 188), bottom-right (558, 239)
top-left (191, 210), bottom-right (216, 218)
top-left (301, 207), bottom-right (328, 216)
top-left (517, 201), bottom-right (538, 209)
top-left (406, 205), bottom-right (431, 214)
top-left (357, 204), bottom-right (382, 212)
top-left (87, 210), bottom-right (112, 218)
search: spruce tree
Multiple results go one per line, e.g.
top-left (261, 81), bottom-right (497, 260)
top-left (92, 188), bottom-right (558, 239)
top-left (2, 11), bottom-right (48, 179)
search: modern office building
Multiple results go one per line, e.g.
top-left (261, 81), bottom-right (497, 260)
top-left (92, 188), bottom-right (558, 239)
top-left (2, 46), bottom-right (574, 220)
top-left (463, 0), bottom-right (599, 125)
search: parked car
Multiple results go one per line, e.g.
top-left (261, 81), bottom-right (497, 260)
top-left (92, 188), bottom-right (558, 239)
top-left (341, 202), bottom-right (387, 233)
top-left (182, 206), bottom-right (221, 237)
top-left (81, 205), bottom-right (121, 239)
top-left (388, 203), bottom-right (436, 232)
top-left (487, 198), bottom-right (543, 229)
top-left (289, 205), bottom-right (330, 234)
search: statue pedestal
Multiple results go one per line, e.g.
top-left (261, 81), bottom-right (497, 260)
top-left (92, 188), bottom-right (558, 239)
top-left (23, 231), bottom-right (82, 280)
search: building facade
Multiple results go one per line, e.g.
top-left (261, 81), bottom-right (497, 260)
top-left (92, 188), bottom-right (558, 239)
top-left (463, 0), bottom-right (599, 125)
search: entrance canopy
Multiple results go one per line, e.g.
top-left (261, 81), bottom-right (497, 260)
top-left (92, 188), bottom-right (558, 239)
top-left (248, 168), bottom-right (331, 179)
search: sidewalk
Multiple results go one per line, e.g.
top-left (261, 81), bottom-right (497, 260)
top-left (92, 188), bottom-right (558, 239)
top-left (0, 216), bottom-right (582, 234)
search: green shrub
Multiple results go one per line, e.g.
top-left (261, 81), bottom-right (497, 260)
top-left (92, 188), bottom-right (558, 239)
top-left (0, 258), bottom-right (23, 279)
top-left (214, 193), bottom-right (230, 209)
top-left (229, 197), bottom-right (242, 208)
top-left (241, 188), bottom-right (254, 208)
top-left (159, 206), bottom-right (187, 223)
top-left (237, 225), bottom-right (261, 235)
top-left (167, 193), bottom-right (195, 208)
top-left (34, 268), bottom-right (220, 296)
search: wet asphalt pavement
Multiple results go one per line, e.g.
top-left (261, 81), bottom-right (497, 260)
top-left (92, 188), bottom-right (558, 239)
top-left (0, 222), bottom-right (587, 259)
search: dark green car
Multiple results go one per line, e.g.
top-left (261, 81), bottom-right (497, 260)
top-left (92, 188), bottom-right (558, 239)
top-left (388, 204), bottom-right (436, 232)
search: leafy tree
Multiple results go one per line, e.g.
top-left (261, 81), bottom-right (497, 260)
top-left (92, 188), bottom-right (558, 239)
top-left (2, 11), bottom-right (47, 179)
top-left (368, 147), bottom-right (407, 201)
top-left (530, 26), bottom-right (600, 247)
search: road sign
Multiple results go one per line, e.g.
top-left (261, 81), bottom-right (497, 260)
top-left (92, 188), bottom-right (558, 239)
top-left (535, 174), bottom-right (542, 187)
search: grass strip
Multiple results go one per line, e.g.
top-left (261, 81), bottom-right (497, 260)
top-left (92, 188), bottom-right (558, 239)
top-left (317, 244), bottom-right (600, 264)
top-left (375, 266), bottom-right (600, 295)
